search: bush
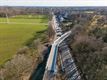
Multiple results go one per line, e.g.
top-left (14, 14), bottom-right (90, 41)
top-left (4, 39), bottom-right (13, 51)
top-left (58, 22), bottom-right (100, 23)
top-left (71, 34), bottom-right (104, 80)
top-left (72, 34), bottom-right (103, 53)
top-left (17, 46), bottom-right (30, 54)
top-left (0, 54), bottom-right (33, 80)
top-left (102, 33), bottom-right (107, 43)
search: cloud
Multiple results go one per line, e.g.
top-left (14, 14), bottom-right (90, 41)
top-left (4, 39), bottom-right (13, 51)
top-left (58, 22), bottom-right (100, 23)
top-left (0, 0), bottom-right (107, 6)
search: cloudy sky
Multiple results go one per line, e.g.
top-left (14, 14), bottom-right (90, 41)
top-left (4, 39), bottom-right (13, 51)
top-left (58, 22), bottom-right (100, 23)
top-left (0, 0), bottom-right (107, 6)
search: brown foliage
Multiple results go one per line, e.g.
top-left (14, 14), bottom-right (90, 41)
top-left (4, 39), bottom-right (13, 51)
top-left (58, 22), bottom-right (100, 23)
top-left (0, 54), bottom-right (33, 80)
top-left (71, 34), bottom-right (104, 80)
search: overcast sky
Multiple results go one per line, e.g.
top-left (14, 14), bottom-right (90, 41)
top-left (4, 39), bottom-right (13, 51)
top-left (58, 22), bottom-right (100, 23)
top-left (0, 0), bottom-right (107, 6)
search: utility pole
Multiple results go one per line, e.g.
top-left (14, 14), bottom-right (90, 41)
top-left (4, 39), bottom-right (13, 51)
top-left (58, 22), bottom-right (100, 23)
top-left (5, 7), bottom-right (9, 24)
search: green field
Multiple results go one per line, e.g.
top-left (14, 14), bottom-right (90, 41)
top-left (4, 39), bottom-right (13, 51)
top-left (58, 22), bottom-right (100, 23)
top-left (0, 15), bottom-right (48, 65)
top-left (0, 15), bottom-right (48, 23)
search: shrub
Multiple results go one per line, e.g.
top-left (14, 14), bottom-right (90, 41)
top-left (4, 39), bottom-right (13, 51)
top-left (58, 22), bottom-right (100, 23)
top-left (71, 34), bottom-right (104, 80)
top-left (17, 46), bottom-right (30, 54)
top-left (0, 54), bottom-right (33, 80)
top-left (102, 33), bottom-right (107, 43)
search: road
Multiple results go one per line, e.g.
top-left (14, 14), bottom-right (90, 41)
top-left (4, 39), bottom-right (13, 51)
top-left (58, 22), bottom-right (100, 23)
top-left (43, 13), bottom-right (81, 80)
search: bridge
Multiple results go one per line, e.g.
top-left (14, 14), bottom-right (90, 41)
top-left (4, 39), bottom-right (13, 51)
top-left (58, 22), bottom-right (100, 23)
top-left (43, 13), bottom-right (81, 80)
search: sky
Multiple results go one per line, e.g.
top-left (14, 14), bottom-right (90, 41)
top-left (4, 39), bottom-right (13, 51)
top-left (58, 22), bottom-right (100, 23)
top-left (0, 0), bottom-right (107, 6)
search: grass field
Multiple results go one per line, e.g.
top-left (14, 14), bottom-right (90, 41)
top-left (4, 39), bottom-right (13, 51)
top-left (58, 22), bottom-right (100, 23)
top-left (0, 15), bottom-right (48, 23)
top-left (0, 15), bottom-right (48, 65)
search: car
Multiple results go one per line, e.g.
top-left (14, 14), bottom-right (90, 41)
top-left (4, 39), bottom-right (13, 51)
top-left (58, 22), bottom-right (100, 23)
top-left (56, 34), bottom-right (61, 37)
top-left (56, 27), bottom-right (61, 29)
top-left (56, 30), bottom-right (62, 33)
top-left (56, 27), bottom-right (61, 30)
top-left (56, 32), bottom-right (62, 36)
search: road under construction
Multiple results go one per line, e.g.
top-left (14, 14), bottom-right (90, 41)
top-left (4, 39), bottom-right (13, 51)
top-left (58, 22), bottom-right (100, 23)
top-left (43, 13), bottom-right (81, 80)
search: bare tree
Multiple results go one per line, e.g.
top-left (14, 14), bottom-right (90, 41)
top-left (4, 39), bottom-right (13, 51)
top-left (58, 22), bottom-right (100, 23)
top-left (1, 54), bottom-right (33, 80)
